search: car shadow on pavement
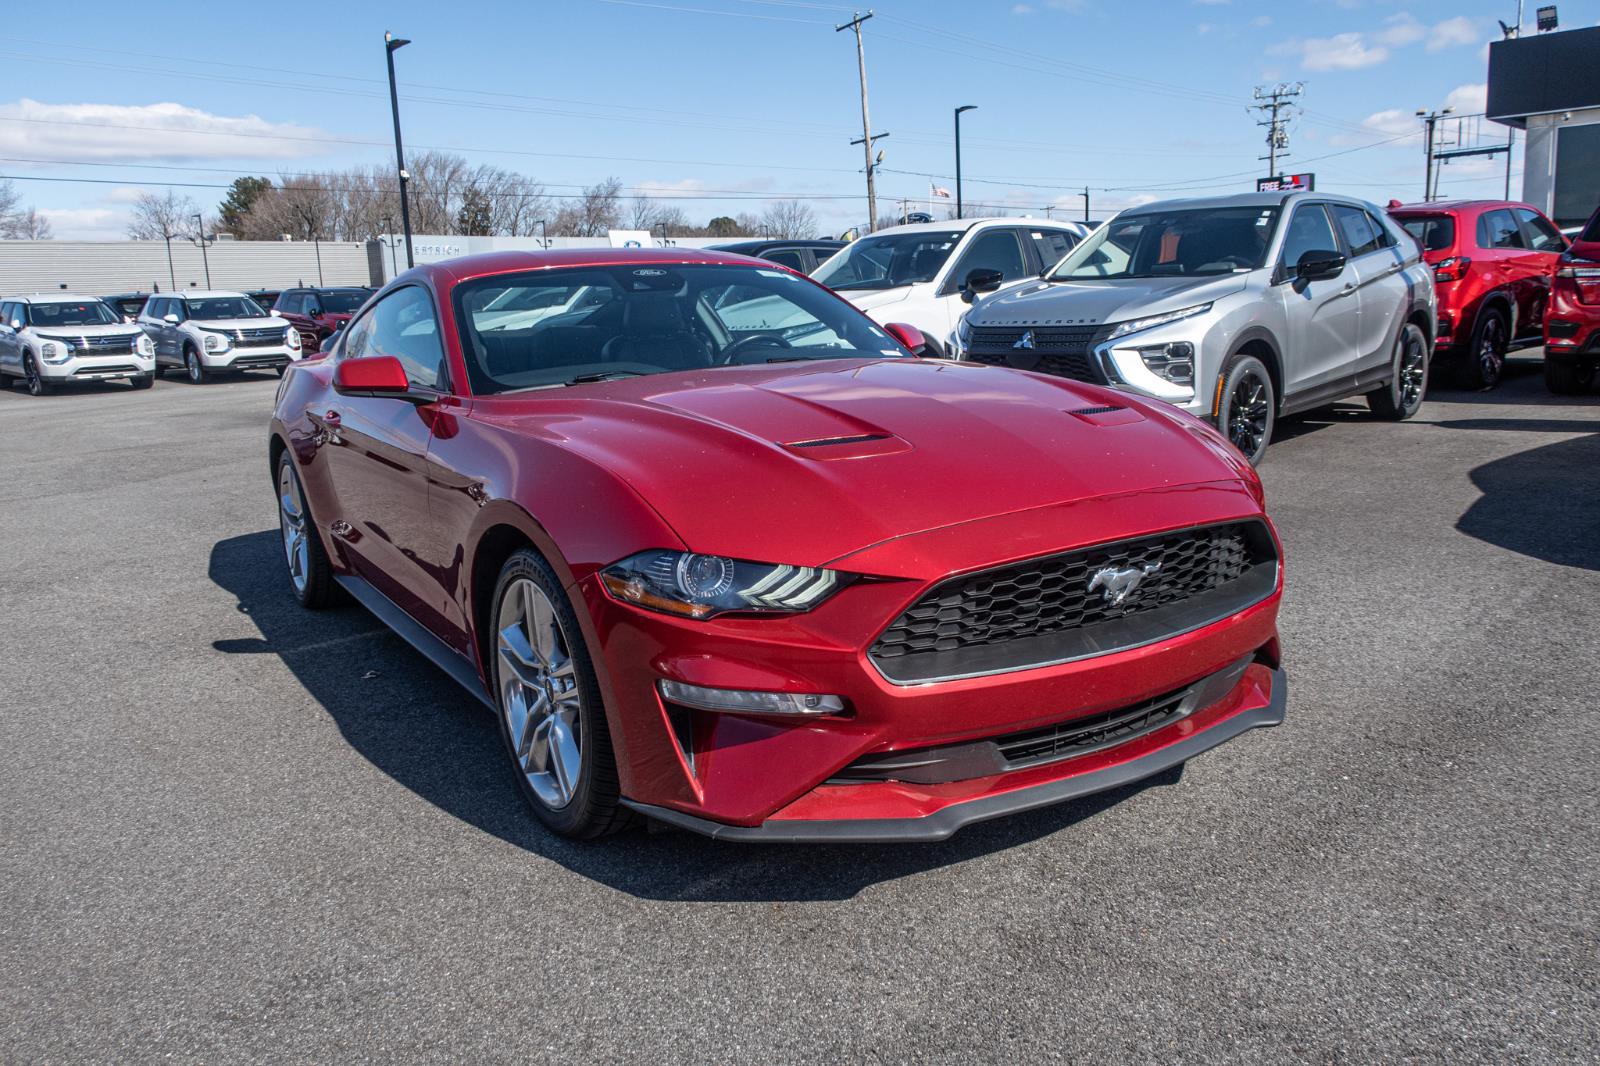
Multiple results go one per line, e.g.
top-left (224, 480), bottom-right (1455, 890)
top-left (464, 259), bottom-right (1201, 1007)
top-left (209, 530), bottom-right (1181, 901)
top-left (1433, 415), bottom-right (1600, 572)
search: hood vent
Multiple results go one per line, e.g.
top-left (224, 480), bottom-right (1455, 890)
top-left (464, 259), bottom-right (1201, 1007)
top-left (1068, 405), bottom-right (1123, 416)
top-left (789, 433), bottom-right (890, 449)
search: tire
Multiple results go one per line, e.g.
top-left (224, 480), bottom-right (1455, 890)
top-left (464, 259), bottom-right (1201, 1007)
top-left (1544, 358), bottom-right (1595, 396)
top-left (0, 370), bottom-right (12, 390)
top-left (1368, 323), bottom-right (1429, 421)
top-left (1461, 306), bottom-right (1508, 390)
top-left (489, 549), bottom-right (627, 839)
top-left (130, 373), bottom-right (154, 390)
top-left (24, 354), bottom-right (52, 396)
top-left (275, 451), bottom-right (337, 609)
top-left (151, 363), bottom-right (164, 379)
top-left (184, 344), bottom-right (210, 384)
top-left (1213, 352), bottom-right (1275, 466)
top-left (275, 364), bottom-right (288, 378)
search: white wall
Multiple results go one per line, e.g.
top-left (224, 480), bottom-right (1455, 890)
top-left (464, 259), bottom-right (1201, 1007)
top-left (0, 240), bottom-right (373, 296)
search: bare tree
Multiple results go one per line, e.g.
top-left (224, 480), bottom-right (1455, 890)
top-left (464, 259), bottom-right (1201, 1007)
top-left (653, 205), bottom-right (691, 237)
top-left (760, 199), bottom-right (818, 239)
top-left (551, 177), bottom-right (623, 237)
top-left (627, 195), bottom-right (660, 232)
top-left (0, 178), bottom-right (52, 239)
top-left (127, 190), bottom-right (201, 241)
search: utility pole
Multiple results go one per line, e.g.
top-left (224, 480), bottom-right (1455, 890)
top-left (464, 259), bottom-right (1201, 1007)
top-left (954, 104), bottom-right (976, 219)
top-left (385, 31), bottom-right (415, 269)
top-left (1079, 187), bottom-right (1090, 222)
top-left (1416, 106), bottom-right (1455, 202)
top-left (837, 11), bottom-right (881, 232)
top-left (189, 214), bottom-right (214, 289)
top-left (1251, 83), bottom-right (1304, 179)
top-left (850, 130), bottom-right (889, 230)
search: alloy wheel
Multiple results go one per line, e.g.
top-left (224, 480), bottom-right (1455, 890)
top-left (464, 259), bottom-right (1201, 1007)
top-left (1227, 372), bottom-right (1271, 458)
top-left (1397, 327), bottom-right (1426, 411)
top-left (496, 578), bottom-right (584, 810)
top-left (1477, 316), bottom-right (1506, 387)
top-left (24, 356), bottom-right (43, 396)
top-left (277, 461), bottom-right (310, 596)
top-left (187, 349), bottom-right (203, 383)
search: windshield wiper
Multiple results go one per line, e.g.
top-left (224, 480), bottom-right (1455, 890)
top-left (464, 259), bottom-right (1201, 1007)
top-left (564, 370), bottom-right (645, 385)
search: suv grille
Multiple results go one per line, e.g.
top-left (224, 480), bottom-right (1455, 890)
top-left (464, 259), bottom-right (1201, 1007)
top-left (964, 324), bottom-right (1106, 383)
top-left (868, 520), bottom-right (1278, 684)
top-left (232, 326), bottom-right (289, 348)
top-left (36, 333), bottom-right (139, 356)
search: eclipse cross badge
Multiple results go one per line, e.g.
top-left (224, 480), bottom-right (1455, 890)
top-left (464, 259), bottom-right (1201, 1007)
top-left (1088, 561), bottom-right (1162, 607)
top-left (1013, 330), bottom-right (1036, 350)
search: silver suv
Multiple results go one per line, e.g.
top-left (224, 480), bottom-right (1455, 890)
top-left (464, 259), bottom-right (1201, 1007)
top-left (950, 191), bottom-right (1437, 463)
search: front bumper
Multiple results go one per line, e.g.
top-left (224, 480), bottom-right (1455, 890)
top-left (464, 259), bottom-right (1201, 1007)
top-left (207, 346), bottom-right (297, 370)
top-left (1544, 289), bottom-right (1600, 360)
top-left (40, 354), bottom-right (156, 381)
top-left (627, 662), bottom-right (1285, 842)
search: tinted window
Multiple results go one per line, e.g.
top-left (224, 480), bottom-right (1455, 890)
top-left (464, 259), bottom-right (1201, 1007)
top-left (1398, 215), bottom-right (1455, 252)
top-left (186, 297), bottom-right (266, 319)
top-left (342, 286), bottom-right (446, 391)
top-left (812, 230), bottom-right (964, 290)
top-left (2, 302), bottom-right (18, 327)
top-left (1280, 204), bottom-right (1341, 271)
top-left (1476, 209), bottom-right (1526, 250)
top-left (954, 228), bottom-right (1028, 284)
top-left (453, 264), bottom-right (902, 395)
top-left (1029, 229), bottom-right (1079, 270)
top-left (1054, 206), bottom-right (1278, 280)
top-left (1514, 208), bottom-right (1566, 253)
top-left (27, 300), bottom-right (119, 328)
top-left (763, 249), bottom-right (808, 271)
top-left (317, 290), bottom-right (368, 314)
top-left (1330, 205), bottom-right (1384, 257)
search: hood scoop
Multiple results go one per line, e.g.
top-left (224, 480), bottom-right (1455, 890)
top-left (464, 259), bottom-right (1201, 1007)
top-left (782, 432), bottom-right (909, 460)
top-left (1067, 404), bottom-right (1146, 427)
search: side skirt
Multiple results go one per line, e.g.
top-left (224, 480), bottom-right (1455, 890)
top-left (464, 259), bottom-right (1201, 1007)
top-left (334, 573), bottom-right (495, 710)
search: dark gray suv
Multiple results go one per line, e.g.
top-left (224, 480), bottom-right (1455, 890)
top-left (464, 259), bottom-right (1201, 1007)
top-left (950, 191), bottom-right (1437, 463)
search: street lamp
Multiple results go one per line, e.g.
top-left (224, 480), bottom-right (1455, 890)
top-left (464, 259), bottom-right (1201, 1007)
top-left (954, 105), bottom-right (977, 219)
top-left (385, 31), bottom-right (414, 269)
top-left (380, 213), bottom-right (398, 277)
top-left (190, 214), bottom-right (214, 289)
top-left (533, 218), bottom-right (548, 249)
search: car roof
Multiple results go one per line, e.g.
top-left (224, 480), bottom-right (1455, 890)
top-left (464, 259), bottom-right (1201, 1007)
top-left (414, 247), bottom-right (790, 286)
top-left (1388, 199), bottom-right (1539, 215)
top-left (709, 239), bottom-right (844, 253)
top-left (170, 289), bottom-right (250, 299)
top-left (5, 293), bottom-right (110, 304)
top-left (866, 216), bottom-right (1078, 237)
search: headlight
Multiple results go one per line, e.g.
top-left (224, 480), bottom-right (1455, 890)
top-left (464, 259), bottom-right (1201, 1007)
top-left (135, 334), bottom-right (154, 356)
top-left (1106, 302), bottom-right (1212, 340)
top-left (949, 315), bottom-right (972, 359)
top-left (39, 341), bottom-right (69, 363)
top-left (600, 550), bottom-right (852, 619)
top-left (1137, 341), bottom-right (1194, 385)
top-left (285, 328), bottom-right (301, 352)
top-left (202, 332), bottom-right (228, 352)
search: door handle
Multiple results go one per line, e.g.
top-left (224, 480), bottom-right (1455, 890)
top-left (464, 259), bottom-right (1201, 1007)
top-left (323, 410), bottom-right (341, 425)
top-left (1341, 283), bottom-right (1357, 294)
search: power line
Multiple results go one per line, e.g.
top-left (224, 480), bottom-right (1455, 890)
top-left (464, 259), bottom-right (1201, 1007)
top-left (1251, 83), bottom-right (1304, 178)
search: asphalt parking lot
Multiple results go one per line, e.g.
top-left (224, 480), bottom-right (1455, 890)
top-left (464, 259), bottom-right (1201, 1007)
top-left (2, 361), bottom-right (1596, 1062)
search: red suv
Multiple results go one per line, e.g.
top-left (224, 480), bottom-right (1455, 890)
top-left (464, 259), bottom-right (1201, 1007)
top-left (1388, 200), bottom-right (1569, 389)
top-left (270, 287), bottom-right (372, 352)
top-left (1544, 204), bottom-right (1600, 394)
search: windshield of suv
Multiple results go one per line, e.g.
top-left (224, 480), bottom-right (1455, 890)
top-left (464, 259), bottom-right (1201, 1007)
top-left (27, 301), bottom-right (120, 328)
top-left (1397, 215), bottom-right (1455, 252)
top-left (1051, 207), bottom-right (1279, 280)
top-left (317, 290), bottom-right (369, 314)
top-left (454, 263), bottom-right (905, 394)
top-left (812, 230), bottom-right (964, 290)
top-left (187, 297), bottom-right (267, 320)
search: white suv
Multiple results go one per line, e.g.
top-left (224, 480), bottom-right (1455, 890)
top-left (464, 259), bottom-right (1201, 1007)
top-left (812, 217), bottom-right (1089, 354)
top-left (138, 290), bottom-right (302, 383)
top-left (0, 294), bottom-right (157, 395)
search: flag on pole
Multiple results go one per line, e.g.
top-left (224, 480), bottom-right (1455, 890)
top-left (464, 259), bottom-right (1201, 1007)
top-left (931, 185), bottom-right (952, 198)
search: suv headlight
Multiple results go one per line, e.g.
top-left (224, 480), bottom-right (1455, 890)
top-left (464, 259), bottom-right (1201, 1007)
top-left (202, 332), bottom-right (230, 352)
top-left (285, 327), bottom-right (301, 352)
top-left (949, 315), bottom-right (973, 360)
top-left (1136, 341), bottom-right (1194, 385)
top-left (1106, 302), bottom-right (1212, 340)
top-left (600, 550), bottom-right (852, 619)
top-left (39, 341), bottom-right (70, 363)
top-left (135, 333), bottom-right (154, 356)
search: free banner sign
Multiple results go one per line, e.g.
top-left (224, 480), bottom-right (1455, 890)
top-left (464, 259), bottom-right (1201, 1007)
top-left (1256, 174), bottom-right (1315, 192)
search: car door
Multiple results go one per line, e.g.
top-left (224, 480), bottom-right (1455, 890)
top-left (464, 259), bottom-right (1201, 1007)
top-left (935, 227), bottom-right (1032, 335)
top-left (1512, 207), bottom-right (1569, 338)
top-left (140, 299), bottom-right (169, 361)
top-left (762, 248), bottom-right (809, 272)
top-left (316, 284), bottom-right (454, 629)
top-left (1025, 227), bottom-right (1081, 275)
top-left (1329, 204), bottom-right (1408, 374)
top-left (0, 302), bottom-right (21, 374)
top-left (1475, 209), bottom-right (1530, 334)
top-left (1274, 202), bottom-right (1362, 397)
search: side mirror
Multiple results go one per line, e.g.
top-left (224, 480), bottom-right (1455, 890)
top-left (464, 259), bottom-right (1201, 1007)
top-left (1294, 249), bottom-right (1346, 285)
top-left (268, 309), bottom-right (284, 318)
top-left (960, 267), bottom-right (1005, 304)
top-left (163, 313), bottom-right (180, 324)
top-left (333, 354), bottom-right (431, 403)
top-left (884, 322), bottom-right (927, 354)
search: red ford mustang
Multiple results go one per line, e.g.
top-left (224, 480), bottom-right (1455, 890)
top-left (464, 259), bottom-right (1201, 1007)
top-left (268, 248), bottom-right (1287, 842)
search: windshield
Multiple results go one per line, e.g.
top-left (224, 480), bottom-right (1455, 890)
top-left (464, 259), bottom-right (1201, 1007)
top-left (1397, 215), bottom-right (1455, 252)
top-left (27, 301), bottom-right (120, 328)
top-left (812, 230), bottom-right (964, 290)
top-left (454, 263), bottom-right (906, 395)
top-left (188, 297), bottom-right (267, 320)
top-left (317, 290), bottom-right (369, 314)
top-left (1051, 207), bottom-right (1280, 280)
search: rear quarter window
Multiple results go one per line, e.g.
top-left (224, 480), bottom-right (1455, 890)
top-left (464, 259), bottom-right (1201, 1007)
top-left (1398, 216), bottom-right (1455, 253)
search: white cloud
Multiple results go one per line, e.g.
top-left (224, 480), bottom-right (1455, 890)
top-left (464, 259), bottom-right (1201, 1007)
top-left (1362, 108), bottom-right (1419, 136)
top-left (1253, 15), bottom-right (1272, 27)
top-left (1445, 82), bottom-right (1488, 113)
top-left (1012, 3), bottom-right (1034, 12)
top-left (1298, 32), bottom-right (1390, 71)
top-left (1375, 14), bottom-right (1426, 47)
top-left (37, 206), bottom-right (125, 241)
top-left (1427, 16), bottom-right (1480, 51)
top-left (0, 99), bottom-right (330, 162)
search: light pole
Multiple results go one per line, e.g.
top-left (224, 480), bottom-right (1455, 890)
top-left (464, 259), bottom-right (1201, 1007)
top-left (1416, 106), bottom-right (1455, 202)
top-left (954, 105), bottom-right (976, 219)
top-left (190, 214), bottom-right (214, 289)
top-left (534, 218), bottom-right (548, 249)
top-left (385, 31), bottom-right (414, 269)
top-left (380, 214), bottom-right (398, 277)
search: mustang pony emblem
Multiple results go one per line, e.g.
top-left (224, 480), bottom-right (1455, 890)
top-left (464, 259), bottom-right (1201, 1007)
top-left (1087, 561), bottom-right (1162, 606)
top-left (1012, 330), bottom-right (1036, 350)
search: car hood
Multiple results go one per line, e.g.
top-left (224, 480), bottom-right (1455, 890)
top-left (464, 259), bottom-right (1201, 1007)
top-left (838, 286), bottom-right (912, 315)
top-left (482, 358), bottom-right (1252, 567)
top-left (31, 324), bottom-right (143, 338)
top-left (191, 318), bottom-right (286, 330)
top-left (970, 273), bottom-right (1249, 330)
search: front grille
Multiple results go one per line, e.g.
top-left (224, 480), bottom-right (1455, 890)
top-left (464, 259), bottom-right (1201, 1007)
top-left (964, 324), bottom-right (1106, 383)
top-left (868, 520), bottom-right (1278, 684)
top-left (74, 364), bottom-right (138, 376)
top-left (36, 333), bottom-right (139, 355)
top-left (233, 327), bottom-right (288, 349)
top-left (229, 353), bottom-right (288, 369)
top-left (996, 689), bottom-right (1187, 767)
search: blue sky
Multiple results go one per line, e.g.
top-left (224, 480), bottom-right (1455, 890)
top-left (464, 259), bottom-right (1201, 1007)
top-left (4, 0), bottom-right (1596, 239)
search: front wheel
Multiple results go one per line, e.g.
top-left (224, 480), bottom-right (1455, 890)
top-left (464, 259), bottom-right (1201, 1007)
top-left (1368, 323), bottom-right (1428, 420)
top-left (276, 452), bottom-right (337, 608)
top-left (1214, 353), bottom-right (1275, 466)
top-left (1461, 307), bottom-right (1507, 390)
top-left (1544, 358), bottom-right (1595, 396)
top-left (184, 345), bottom-right (210, 384)
top-left (24, 355), bottom-right (51, 396)
top-left (490, 549), bottom-right (627, 839)
top-left (130, 373), bottom-right (154, 390)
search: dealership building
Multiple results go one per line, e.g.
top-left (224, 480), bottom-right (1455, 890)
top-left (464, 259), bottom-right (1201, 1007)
top-left (1488, 23), bottom-right (1600, 228)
